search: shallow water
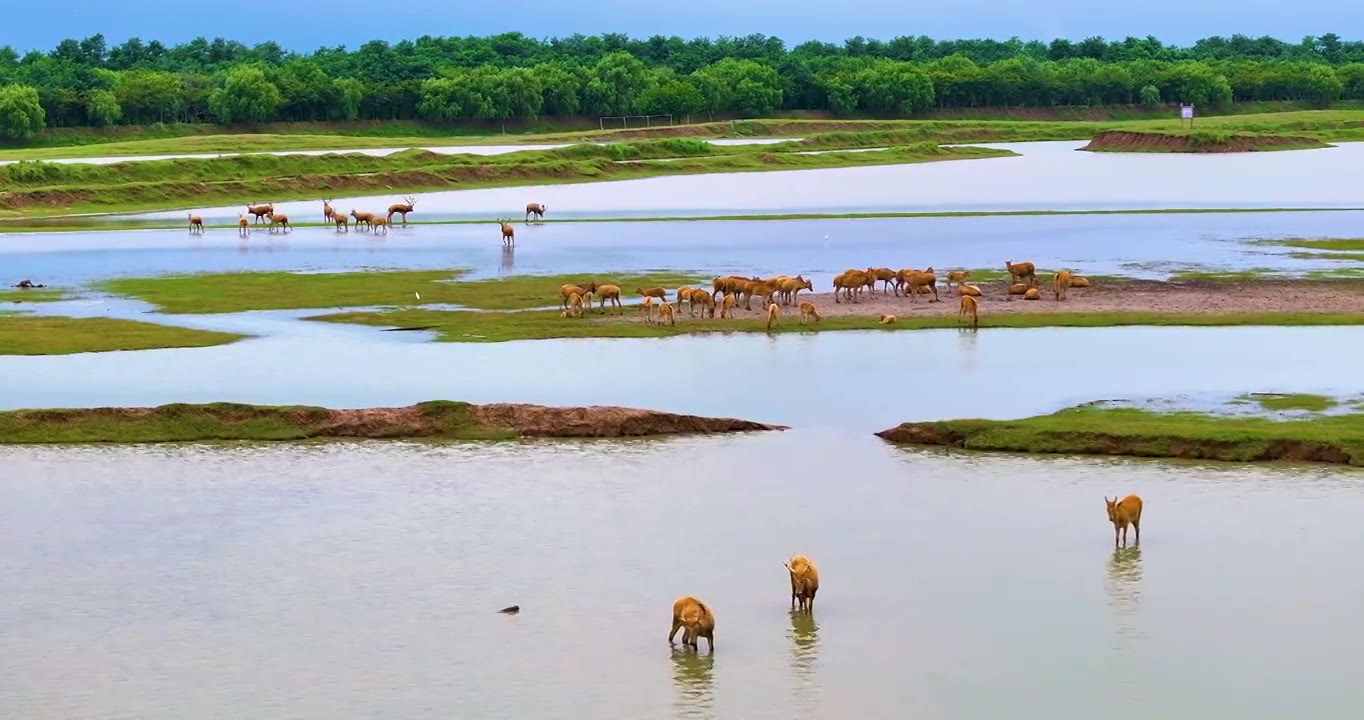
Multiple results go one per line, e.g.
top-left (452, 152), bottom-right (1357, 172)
top-left (126, 140), bottom-right (1364, 222)
top-left (0, 137), bottom-right (796, 167)
top-left (3, 326), bottom-right (1363, 429)
top-left (2, 437), bottom-right (1361, 720)
top-left (3, 210), bottom-right (1359, 287)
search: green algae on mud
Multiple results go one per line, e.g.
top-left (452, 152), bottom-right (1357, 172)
top-left (875, 404), bottom-right (1364, 466)
top-left (97, 270), bottom-right (708, 314)
top-left (307, 306), bottom-right (1364, 344)
top-left (0, 317), bottom-right (247, 356)
top-left (0, 400), bottom-right (785, 444)
top-left (1242, 393), bottom-right (1340, 412)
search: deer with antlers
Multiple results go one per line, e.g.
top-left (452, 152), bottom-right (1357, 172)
top-left (525, 202), bottom-right (546, 222)
top-left (246, 202), bottom-right (274, 224)
top-left (499, 218), bottom-right (515, 247)
top-left (387, 196), bottom-right (416, 226)
top-left (322, 199), bottom-right (335, 223)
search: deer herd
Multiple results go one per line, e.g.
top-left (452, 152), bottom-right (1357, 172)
top-left (671, 494), bottom-right (1140, 655)
top-left (558, 261), bottom-right (1092, 331)
top-left (188, 197), bottom-right (549, 244)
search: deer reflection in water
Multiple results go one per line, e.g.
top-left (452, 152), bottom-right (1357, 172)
top-left (788, 608), bottom-right (821, 700)
top-left (1105, 545), bottom-right (1145, 643)
top-left (670, 648), bottom-right (715, 719)
top-left (499, 245), bottom-right (515, 274)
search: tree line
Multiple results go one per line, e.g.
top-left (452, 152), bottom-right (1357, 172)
top-left (2, 31), bottom-right (1364, 139)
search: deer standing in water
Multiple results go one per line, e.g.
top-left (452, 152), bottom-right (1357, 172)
top-left (246, 202), bottom-right (274, 224)
top-left (387, 196), bottom-right (416, 225)
top-left (499, 218), bottom-right (515, 247)
top-left (322, 199), bottom-right (335, 223)
top-left (187, 212), bottom-right (204, 234)
top-left (525, 202), bottom-right (546, 221)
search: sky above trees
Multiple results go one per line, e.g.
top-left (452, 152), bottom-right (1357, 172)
top-left (20, 0), bottom-right (1354, 52)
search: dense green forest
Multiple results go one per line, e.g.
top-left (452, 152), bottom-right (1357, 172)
top-left (1, 32), bottom-right (1363, 138)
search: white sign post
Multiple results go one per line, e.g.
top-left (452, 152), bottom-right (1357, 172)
top-left (1180, 104), bottom-right (1195, 128)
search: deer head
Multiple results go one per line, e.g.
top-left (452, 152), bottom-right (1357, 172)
top-left (402, 195), bottom-right (416, 207)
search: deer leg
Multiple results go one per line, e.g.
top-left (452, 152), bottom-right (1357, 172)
top-left (669, 619), bottom-right (682, 644)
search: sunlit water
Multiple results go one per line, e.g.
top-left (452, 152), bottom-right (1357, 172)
top-left (1, 438), bottom-right (1361, 719)
top-left (124, 140), bottom-right (1364, 222)
top-left (4, 210), bottom-right (1360, 287)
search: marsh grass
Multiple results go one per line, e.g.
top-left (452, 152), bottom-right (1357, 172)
top-left (0, 317), bottom-right (246, 355)
top-left (1243, 393), bottom-right (1340, 412)
top-left (878, 404), bottom-right (1364, 465)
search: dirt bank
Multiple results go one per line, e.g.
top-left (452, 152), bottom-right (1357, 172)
top-left (873, 421), bottom-right (1361, 466)
top-left (0, 401), bottom-right (786, 444)
top-left (588, 278), bottom-right (1364, 325)
top-left (1080, 130), bottom-right (1328, 153)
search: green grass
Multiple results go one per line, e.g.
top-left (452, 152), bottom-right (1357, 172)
top-left (0, 288), bottom-right (66, 303)
top-left (96, 269), bottom-right (709, 314)
top-left (1243, 393), bottom-right (1339, 412)
top-left (1272, 238), bottom-right (1364, 251)
top-left (0, 142), bottom-right (1014, 217)
top-left (0, 400), bottom-right (515, 444)
top-left (1288, 251), bottom-right (1364, 262)
top-left (875, 404), bottom-right (1364, 466)
top-left (6, 105), bottom-right (1364, 160)
top-left (306, 307), bottom-right (1364, 343)
top-left (0, 316), bottom-right (247, 355)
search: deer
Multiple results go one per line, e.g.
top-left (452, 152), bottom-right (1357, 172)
top-left (350, 209), bottom-right (374, 232)
top-left (266, 212), bottom-right (291, 233)
top-left (525, 202), bottom-right (547, 222)
top-left (499, 218), bottom-right (515, 247)
top-left (237, 214), bottom-right (250, 237)
top-left (246, 203), bottom-right (274, 224)
top-left (387, 196), bottom-right (416, 226)
top-left (334, 213), bottom-right (349, 232)
top-left (322, 199), bottom-right (335, 223)
top-left (187, 212), bottom-right (204, 234)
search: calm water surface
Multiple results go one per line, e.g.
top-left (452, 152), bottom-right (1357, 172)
top-left (127, 140), bottom-right (1364, 222)
top-left (3, 211), bottom-right (1360, 287)
top-left (2, 437), bottom-right (1361, 719)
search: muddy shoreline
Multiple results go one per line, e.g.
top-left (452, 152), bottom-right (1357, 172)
top-left (592, 278), bottom-right (1364, 323)
top-left (0, 401), bottom-right (787, 444)
top-left (1080, 130), bottom-right (1329, 153)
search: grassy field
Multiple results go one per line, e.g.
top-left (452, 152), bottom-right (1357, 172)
top-left (4, 104), bottom-right (1364, 160)
top-left (0, 316), bottom-right (247, 355)
top-left (96, 270), bottom-right (709, 314)
top-left (1, 288), bottom-right (66, 303)
top-left (874, 403), bottom-right (1364, 466)
top-left (0, 141), bottom-right (1014, 218)
top-left (0, 400), bottom-right (512, 444)
top-left (1245, 392), bottom-right (1339, 412)
top-left (307, 306), bottom-right (1364, 343)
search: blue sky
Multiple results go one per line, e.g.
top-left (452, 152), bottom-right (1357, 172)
top-left (14, 0), bottom-right (1350, 52)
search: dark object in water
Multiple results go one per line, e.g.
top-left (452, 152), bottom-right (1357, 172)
top-left (382, 326), bottom-right (437, 332)
top-left (498, 605), bottom-right (520, 614)
top-left (15, 280), bottom-right (47, 289)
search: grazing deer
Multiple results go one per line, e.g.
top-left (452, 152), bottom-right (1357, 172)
top-left (350, 209), bottom-right (374, 231)
top-left (959, 294), bottom-right (979, 328)
top-left (499, 218), bottom-right (515, 247)
top-left (322, 199), bottom-right (335, 223)
top-left (266, 212), bottom-right (291, 233)
top-left (525, 202), bottom-right (546, 221)
top-left (187, 212), bottom-right (204, 234)
top-left (246, 203), bottom-right (273, 224)
top-left (387, 195), bottom-right (416, 225)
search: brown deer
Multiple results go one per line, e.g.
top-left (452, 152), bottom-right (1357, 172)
top-left (266, 212), bottom-right (291, 233)
top-left (371, 216), bottom-right (389, 235)
top-left (237, 213), bottom-right (250, 237)
top-left (322, 199), bottom-right (335, 223)
top-left (1105, 495), bottom-right (1144, 547)
top-left (387, 196), bottom-right (416, 225)
top-left (499, 218), bottom-right (515, 247)
top-left (525, 202), bottom-right (546, 221)
top-left (187, 212), bottom-right (204, 234)
top-left (334, 214), bottom-right (349, 232)
top-left (246, 203), bottom-right (273, 224)
top-left (350, 209), bottom-right (374, 231)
